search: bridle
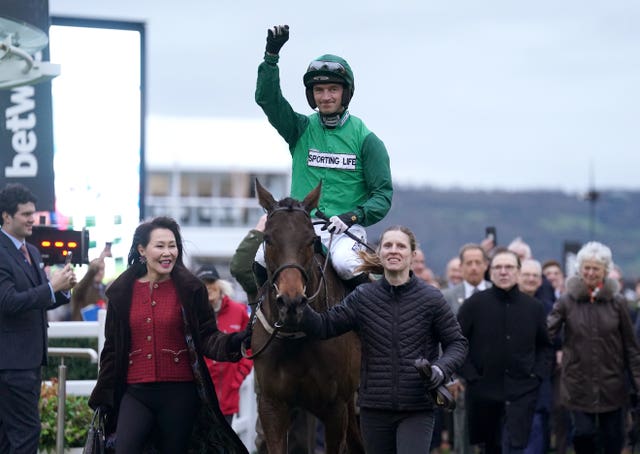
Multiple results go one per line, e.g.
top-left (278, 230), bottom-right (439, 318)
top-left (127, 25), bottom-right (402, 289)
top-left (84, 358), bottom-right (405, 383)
top-left (243, 205), bottom-right (332, 360)
top-left (265, 205), bottom-right (331, 303)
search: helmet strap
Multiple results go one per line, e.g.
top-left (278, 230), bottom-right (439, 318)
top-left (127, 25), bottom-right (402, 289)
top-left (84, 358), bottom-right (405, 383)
top-left (342, 90), bottom-right (352, 109)
top-left (305, 87), bottom-right (317, 109)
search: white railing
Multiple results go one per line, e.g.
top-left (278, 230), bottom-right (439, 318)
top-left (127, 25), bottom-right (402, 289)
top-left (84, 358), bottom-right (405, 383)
top-left (233, 370), bottom-right (258, 450)
top-left (47, 310), bottom-right (257, 451)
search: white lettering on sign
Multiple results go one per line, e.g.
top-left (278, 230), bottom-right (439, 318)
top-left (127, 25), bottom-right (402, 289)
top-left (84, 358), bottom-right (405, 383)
top-left (307, 149), bottom-right (356, 170)
top-left (5, 86), bottom-right (38, 177)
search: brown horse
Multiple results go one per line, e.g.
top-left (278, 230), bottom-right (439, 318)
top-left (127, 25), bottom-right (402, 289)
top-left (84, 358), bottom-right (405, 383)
top-left (251, 180), bottom-right (363, 454)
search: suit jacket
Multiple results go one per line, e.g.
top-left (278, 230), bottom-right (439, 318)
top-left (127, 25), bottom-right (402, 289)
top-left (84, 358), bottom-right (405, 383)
top-left (442, 280), bottom-right (492, 316)
top-left (0, 232), bottom-right (70, 369)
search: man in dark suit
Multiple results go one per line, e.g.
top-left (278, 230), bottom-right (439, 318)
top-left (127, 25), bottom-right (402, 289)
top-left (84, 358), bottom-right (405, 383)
top-left (0, 183), bottom-right (77, 453)
top-left (442, 243), bottom-right (491, 454)
top-left (457, 249), bottom-right (553, 454)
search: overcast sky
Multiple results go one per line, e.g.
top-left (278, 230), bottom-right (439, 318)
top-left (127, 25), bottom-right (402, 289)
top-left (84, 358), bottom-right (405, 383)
top-left (49, 0), bottom-right (640, 192)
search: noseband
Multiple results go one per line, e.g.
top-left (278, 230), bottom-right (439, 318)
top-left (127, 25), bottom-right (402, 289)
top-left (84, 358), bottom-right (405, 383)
top-left (266, 205), bottom-right (313, 292)
top-left (245, 205), bottom-right (330, 360)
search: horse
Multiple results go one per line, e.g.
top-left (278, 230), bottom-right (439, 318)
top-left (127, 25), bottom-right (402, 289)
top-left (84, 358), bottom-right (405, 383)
top-left (250, 179), bottom-right (364, 454)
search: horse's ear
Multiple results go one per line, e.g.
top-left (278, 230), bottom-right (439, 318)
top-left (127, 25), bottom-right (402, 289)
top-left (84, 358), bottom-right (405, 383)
top-left (302, 181), bottom-right (322, 213)
top-left (256, 178), bottom-right (277, 211)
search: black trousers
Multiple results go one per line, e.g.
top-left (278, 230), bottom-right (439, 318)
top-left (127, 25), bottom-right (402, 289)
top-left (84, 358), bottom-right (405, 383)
top-left (571, 408), bottom-right (624, 454)
top-left (359, 407), bottom-right (435, 454)
top-left (467, 390), bottom-right (537, 450)
top-left (115, 381), bottom-right (200, 454)
top-left (0, 368), bottom-right (42, 454)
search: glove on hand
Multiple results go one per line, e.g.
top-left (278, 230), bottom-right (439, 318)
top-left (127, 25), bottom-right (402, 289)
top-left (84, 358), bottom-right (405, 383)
top-left (427, 365), bottom-right (445, 390)
top-left (266, 24), bottom-right (289, 54)
top-left (228, 328), bottom-right (252, 353)
top-left (322, 212), bottom-right (358, 235)
top-left (414, 358), bottom-right (445, 390)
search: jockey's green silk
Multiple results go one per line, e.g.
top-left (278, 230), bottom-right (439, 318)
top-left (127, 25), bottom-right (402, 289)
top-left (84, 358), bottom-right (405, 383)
top-left (255, 53), bottom-right (392, 227)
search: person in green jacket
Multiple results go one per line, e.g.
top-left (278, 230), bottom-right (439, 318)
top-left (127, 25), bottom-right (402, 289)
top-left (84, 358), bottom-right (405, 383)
top-left (230, 214), bottom-right (266, 308)
top-left (255, 24), bottom-right (393, 287)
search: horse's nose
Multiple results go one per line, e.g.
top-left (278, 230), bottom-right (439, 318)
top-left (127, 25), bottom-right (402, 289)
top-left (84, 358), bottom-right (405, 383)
top-left (276, 294), bottom-right (308, 326)
top-left (276, 294), bottom-right (307, 309)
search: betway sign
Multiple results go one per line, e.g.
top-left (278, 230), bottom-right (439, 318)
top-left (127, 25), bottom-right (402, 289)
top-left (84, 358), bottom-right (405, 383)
top-left (5, 86), bottom-right (39, 177)
top-left (0, 0), bottom-right (55, 211)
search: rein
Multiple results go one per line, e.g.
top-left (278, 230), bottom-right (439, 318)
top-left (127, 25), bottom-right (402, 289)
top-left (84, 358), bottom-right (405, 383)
top-left (241, 289), bottom-right (311, 360)
top-left (243, 206), bottom-right (332, 359)
top-left (245, 251), bottom-right (332, 360)
top-left (270, 228), bottom-right (333, 303)
top-left (312, 212), bottom-right (377, 253)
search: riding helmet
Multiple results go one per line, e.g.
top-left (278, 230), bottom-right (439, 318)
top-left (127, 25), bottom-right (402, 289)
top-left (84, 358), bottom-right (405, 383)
top-left (303, 54), bottom-right (355, 109)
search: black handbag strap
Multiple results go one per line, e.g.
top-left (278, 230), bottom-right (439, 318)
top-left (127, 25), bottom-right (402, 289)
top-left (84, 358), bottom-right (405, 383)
top-left (91, 407), bottom-right (104, 429)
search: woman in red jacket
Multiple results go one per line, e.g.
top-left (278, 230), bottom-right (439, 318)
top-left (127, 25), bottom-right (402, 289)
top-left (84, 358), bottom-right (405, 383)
top-left (89, 217), bottom-right (249, 453)
top-left (197, 265), bottom-right (253, 425)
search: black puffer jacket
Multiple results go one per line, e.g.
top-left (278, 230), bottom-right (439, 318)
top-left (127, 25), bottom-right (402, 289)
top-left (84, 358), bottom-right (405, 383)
top-left (548, 276), bottom-right (640, 413)
top-left (303, 274), bottom-right (467, 411)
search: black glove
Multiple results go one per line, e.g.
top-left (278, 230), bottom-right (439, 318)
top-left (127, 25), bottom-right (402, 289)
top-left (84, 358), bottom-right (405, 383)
top-left (321, 212), bottom-right (358, 234)
top-left (266, 25), bottom-right (289, 55)
top-left (228, 328), bottom-right (252, 353)
top-left (298, 304), bottom-right (323, 338)
top-left (414, 358), bottom-right (445, 390)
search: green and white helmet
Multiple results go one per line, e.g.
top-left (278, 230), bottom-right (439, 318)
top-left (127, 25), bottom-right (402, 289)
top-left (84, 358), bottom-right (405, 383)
top-left (303, 54), bottom-right (355, 109)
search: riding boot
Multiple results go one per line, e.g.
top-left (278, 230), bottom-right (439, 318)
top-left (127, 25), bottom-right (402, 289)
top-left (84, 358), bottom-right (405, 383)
top-left (344, 273), bottom-right (370, 293)
top-left (253, 262), bottom-right (268, 288)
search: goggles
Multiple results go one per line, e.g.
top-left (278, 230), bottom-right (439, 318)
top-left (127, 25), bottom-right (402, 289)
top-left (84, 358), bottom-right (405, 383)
top-left (307, 60), bottom-right (347, 75)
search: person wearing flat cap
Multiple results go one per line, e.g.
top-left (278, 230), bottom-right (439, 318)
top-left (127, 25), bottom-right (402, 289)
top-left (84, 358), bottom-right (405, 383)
top-left (197, 265), bottom-right (253, 426)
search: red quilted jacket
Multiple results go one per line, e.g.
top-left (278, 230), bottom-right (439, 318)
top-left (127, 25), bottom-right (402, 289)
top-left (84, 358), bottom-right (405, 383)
top-left (205, 296), bottom-right (253, 415)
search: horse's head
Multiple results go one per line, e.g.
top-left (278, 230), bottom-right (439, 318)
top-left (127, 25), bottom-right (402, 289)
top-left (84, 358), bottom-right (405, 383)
top-left (256, 179), bottom-right (321, 328)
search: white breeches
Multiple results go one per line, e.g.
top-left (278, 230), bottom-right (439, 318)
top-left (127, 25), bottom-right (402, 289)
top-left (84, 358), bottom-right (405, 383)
top-left (254, 221), bottom-right (367, 280)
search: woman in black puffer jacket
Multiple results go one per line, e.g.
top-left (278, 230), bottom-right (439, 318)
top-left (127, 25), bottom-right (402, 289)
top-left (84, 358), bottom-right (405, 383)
top-left (300, 225), bottom-right (468, 454)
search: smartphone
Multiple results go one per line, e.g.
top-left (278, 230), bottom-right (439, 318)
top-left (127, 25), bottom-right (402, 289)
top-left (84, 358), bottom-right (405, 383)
top-left (65, 251), bottom-right (73, 265)
top-left (103, 242), bottom-right (113, 258)
top-left (485, 226), bottom-right (497, 246)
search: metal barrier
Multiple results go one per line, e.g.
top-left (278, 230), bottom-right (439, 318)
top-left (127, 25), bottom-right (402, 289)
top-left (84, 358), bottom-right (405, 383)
top-left (47, 347), bottom-right (98, 454)
top-left (47, 309), bottom-right (257, 451)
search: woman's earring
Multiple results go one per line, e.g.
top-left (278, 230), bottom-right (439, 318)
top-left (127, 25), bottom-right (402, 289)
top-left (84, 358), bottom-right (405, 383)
top-left (139, 255), bottom-right (147, 264)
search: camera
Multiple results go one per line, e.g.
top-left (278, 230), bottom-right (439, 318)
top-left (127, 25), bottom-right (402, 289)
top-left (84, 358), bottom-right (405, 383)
top-left (485, 226), bottom-right (497, 246)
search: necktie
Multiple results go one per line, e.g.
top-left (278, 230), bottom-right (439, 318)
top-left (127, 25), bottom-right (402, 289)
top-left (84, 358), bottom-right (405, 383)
top-left (472, 286), bottom-right (480, 294)
top-left (20, 243), bottom-right (32, 265)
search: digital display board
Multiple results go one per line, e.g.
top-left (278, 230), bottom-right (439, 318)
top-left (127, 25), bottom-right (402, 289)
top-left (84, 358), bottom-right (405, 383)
top-left (49, 17), bottom-right (145, 274)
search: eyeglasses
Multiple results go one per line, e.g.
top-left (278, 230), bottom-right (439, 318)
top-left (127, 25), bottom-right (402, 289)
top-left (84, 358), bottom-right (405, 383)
top-left (490, 264), bottom-right (518, 272)
top-left (307, 60), bottom-right (347, 75)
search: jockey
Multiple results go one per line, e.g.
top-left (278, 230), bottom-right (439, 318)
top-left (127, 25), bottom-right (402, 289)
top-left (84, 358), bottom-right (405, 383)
top-left (255, 24), bottom-right (393, 288)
